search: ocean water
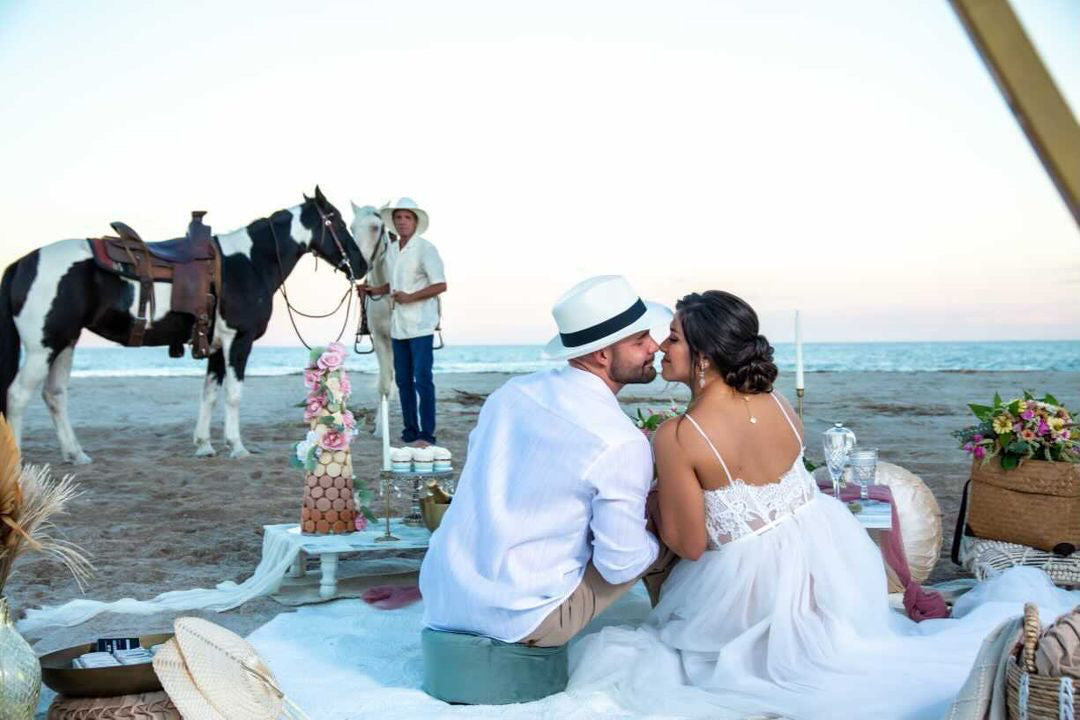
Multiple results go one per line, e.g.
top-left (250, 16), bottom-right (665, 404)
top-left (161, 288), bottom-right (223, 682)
top-left (66, 341), bottom-right (1080, 378)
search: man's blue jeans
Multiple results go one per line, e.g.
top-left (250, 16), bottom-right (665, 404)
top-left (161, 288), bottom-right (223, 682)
top-left (392, 335), bottom-right (436, 444)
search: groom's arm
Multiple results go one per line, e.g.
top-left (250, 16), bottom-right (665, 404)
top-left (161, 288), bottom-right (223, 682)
top-left (587, 439), bottom-right (660, 584)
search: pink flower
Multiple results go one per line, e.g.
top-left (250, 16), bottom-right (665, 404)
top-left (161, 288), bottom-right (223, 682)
top-left (341, 409), bottom-right (356, 431)
top-left (963, 442), bottom-right (974, 453)
top-left (973, 434), bottom-right (983, 442)
top-left (303, 396), bottom-right (326, 422)
top-left (304, 368), bottom-right (324, 389)
top-left (320, 429), bottom-right (349, 451)
top-left (339, 373), bottom-right (352, 398)
top-left (1038, 421), bottom-right (1050, 436)
top-left (1021, 409), bottom-right (1035, 421)
top-left (1013, 422), bottom-right (1023, 432)
top-left (973, 446), bottom-right (986, 460)
top-left (354, 514), bottom-right (368, 532)
top-left (317, 346), bottom-right (346, 371)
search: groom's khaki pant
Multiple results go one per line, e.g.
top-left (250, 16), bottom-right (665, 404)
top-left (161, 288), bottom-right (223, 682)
top-left (520, 546), bottom-right (679, 648)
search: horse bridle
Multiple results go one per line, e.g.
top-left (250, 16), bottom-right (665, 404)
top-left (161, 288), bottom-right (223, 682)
top-left (269, 201), bottom-right (358, 349)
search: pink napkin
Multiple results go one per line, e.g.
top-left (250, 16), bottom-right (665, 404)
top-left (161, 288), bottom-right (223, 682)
top-left (819, 481), bottom-right (949, 621)
top-left (361, 585), bottom-right (423, 610)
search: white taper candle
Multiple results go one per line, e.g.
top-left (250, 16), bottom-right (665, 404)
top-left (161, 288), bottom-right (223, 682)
top-left (795, 310), bottom-right (805, 390)
top-left (381, 394), bottom-right (391, 471)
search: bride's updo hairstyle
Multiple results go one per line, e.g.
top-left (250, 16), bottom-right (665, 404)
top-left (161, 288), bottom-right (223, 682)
top-left (676, 291), bottom-right (778, 394)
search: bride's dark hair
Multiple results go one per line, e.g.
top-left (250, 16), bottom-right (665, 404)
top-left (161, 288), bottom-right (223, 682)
top-left (676, 291), bottom-right (778, 394)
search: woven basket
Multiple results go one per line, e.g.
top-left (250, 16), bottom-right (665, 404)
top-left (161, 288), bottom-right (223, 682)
top-left (1006, 603), bottom-right (1079, 720)
top-left (968, 459), bottom-right (1080, 552)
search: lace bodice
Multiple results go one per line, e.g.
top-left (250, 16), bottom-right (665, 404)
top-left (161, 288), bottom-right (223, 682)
top-left (683, 393), bottom-right (819, 548)
top-left (702, 459), bottom-right (818, 547)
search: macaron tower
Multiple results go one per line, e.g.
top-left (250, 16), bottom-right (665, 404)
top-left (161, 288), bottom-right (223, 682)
top-left (293, 343), bottom-right (359, 535)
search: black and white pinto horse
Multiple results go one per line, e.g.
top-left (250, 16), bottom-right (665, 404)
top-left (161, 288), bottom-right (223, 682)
top-left (349, 203), bottom-right (395, 437)
top-left (0, 187), bottom-right (365, 463)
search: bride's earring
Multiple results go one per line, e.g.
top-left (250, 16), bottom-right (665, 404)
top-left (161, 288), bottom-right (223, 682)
top-left (698, 361), bottom-right (708, 389)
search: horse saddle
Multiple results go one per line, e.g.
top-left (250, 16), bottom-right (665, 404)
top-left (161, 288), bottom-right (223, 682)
top-left (89, 211), bottom-right (222, 359)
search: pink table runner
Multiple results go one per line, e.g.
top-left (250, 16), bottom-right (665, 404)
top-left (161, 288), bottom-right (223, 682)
top-left (818, 480), bottom-right (948, 621)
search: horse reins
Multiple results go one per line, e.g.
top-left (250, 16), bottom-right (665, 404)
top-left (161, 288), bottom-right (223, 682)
top-left (268, 205), bottom-right (356, 350)
top-left (354, 228), bottom-right (388, 354)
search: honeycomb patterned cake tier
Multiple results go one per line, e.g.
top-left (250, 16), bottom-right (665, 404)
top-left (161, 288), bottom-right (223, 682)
top-left (300, 449), bottom-right (357, 534)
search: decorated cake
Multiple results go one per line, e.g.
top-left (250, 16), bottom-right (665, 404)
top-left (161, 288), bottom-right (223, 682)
top-left (292, 343), bottom-right (373, 534)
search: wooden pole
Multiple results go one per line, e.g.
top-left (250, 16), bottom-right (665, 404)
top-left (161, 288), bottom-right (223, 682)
top-left (950, 0), bottom-right (1080, 228)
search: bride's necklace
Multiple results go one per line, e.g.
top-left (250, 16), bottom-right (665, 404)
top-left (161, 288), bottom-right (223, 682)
top-left (742, 395), bottom-right (757, 424)
top-left (696, 383), bottom-right (757, 424)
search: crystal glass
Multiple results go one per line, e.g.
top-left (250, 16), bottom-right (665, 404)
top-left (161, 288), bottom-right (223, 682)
top-left (823, 423), bottom-right (857, 498)
top-left (849, 447), bottom-right (878, 500)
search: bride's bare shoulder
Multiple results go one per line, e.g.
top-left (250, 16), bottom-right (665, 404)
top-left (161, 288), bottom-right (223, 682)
top-left (652, 415), bottom-right (691, 454)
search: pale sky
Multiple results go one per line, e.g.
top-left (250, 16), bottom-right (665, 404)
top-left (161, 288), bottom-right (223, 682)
top-left (2, 0), bottom-right (1078, 347)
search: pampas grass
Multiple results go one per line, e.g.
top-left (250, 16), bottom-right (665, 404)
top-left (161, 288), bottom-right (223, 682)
top-left (0, 415), bottom-right (93, 595)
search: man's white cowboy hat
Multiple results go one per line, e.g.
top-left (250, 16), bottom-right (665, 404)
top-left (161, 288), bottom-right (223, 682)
top-left (543, 275), bottom-right (672, 360)
top-left (153, 617), bottom-right (308, 720)
top-left (380, 197), bottom-right (429, 236)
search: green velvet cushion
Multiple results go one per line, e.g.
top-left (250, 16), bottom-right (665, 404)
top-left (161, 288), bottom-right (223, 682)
top-left (421, 628), bottom-right (569, 705)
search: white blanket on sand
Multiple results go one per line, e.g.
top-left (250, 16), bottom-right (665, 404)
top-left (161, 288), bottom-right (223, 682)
top-left (245, 584), bottom-right (1037, 720)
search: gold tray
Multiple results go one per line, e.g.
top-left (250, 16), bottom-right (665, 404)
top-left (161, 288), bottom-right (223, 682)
top-left (39, 633), bottom-right (173, 697)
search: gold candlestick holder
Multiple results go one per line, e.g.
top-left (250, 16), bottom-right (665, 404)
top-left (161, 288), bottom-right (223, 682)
top-left (374, 471), bottom-right (400, 542)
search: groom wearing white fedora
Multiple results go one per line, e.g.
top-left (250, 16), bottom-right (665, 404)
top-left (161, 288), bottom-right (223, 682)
top-left (420, 275), bottom-right (673, 647)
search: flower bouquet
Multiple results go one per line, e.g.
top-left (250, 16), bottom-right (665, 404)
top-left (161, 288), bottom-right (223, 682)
top-left (953, 391), bottom-right (1080, 552)
top-left (953, 391), bottom-right (1079, 470)
top-left (293, 343), bottom-right (375, 534)
top-left (630, 403), bottom-right (685, 438)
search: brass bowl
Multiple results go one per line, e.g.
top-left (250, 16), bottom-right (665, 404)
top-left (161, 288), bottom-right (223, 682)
top-left (39, 633), bottom-right (173, 697)
top-left (420, 496), bottom-right (451, 532)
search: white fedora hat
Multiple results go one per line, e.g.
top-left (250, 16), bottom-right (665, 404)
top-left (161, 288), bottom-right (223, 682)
top-left (543, 276), bottom-right (672, 360)
top-left (380, 197), bottom-right (429, 236)
top-left (153, 617), bottom-right (308, 720)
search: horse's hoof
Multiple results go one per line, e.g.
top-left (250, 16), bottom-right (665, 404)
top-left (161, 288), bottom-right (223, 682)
top-left (68, 452), bottom-right (93, 465)
top-left (228, 446), bottom-right (251, 459)
top-left (194, 443), bottom-right (216, 457)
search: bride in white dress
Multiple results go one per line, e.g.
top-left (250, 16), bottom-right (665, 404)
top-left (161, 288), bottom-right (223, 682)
top-left (568, 290), bottom-right (1079, 720)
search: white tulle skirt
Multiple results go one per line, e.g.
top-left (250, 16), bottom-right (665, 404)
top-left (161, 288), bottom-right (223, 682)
top-left (567, 493), bottom-right (1080, 719)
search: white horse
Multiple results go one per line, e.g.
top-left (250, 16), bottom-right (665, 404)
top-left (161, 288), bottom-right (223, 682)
top-left (350, 203), bottom-right (395, 437)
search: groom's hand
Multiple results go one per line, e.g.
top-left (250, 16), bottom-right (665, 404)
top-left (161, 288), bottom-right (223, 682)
top-left (645, 487), bottom-right (663, 538)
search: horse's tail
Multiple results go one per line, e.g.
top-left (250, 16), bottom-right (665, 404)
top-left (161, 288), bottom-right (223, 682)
top-left (0, 262), bottom-right (20, 418)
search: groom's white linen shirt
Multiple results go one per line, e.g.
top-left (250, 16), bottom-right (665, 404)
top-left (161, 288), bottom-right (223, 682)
top-left (419, 365), bottom-right (659, 642)
top-left (386, 234), bottom-right (445, 340)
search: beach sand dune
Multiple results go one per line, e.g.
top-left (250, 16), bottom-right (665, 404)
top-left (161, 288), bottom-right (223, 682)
top-left (11, 369), bottom-right (1077, 662)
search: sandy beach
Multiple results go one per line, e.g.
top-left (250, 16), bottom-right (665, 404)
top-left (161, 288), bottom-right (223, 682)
top-left (11, 369), bottom-right (1079, 671)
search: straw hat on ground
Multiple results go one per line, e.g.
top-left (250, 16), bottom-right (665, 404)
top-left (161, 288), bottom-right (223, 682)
top-left (380, 197), bottom-right (429, 236)
top-left (153, 616), bottom-right (308, 720)
top-left (543, 275), bottom-right (672, 360)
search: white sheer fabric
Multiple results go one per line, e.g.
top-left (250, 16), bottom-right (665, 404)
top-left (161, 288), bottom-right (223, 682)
top-left (567, 405), bottom-right (1080, 719)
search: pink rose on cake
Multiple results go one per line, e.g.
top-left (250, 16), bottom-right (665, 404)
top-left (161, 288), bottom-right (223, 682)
top-left (304, 368), bottom-right (324, 390)
top-left (317, 343), bottom-right (347, 371)
top-left (341, 409), bottom-right (357, 432)
top-left (320, 429), bottom-right (349, 452)
top-left (303, 395), bottom-right (327, 422)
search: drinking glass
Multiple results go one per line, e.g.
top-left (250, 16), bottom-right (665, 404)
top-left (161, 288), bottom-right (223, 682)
top-left (849, 447), bottom-right (878, 500)
top-left (823, 423), bottom-right (857, 498)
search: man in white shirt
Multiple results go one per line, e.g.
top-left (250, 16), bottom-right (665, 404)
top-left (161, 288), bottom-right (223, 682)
top-left (358, 197), bottom-right (446, 446)
top-left (420, 275), bottom-right (673, 646)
